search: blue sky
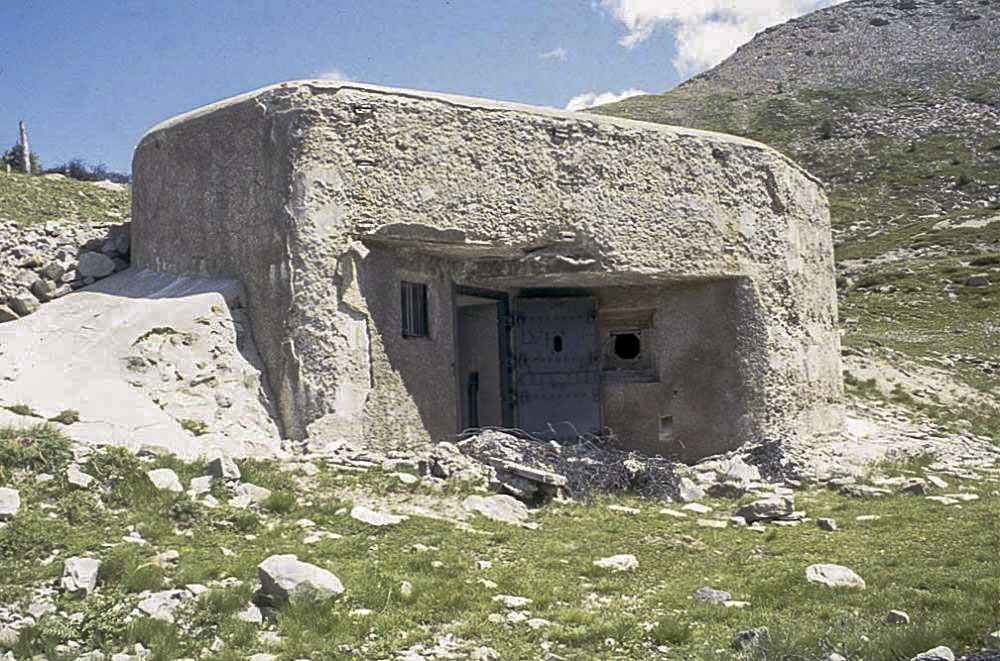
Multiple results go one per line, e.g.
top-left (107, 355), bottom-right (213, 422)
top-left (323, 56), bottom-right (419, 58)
top-left (2, 1), bottom-right (835, 174)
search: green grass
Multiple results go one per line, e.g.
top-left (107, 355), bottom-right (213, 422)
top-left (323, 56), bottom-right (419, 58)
top-left (0, 426), bottom-right (997, 660)
top-left (0, 170), bottom-right (130, 226)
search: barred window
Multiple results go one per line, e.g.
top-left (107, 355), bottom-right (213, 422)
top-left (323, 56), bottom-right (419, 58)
top-left (401, 281), bottom-right (428, 338)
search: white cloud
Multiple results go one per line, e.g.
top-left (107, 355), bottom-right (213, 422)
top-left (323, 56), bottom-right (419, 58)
top-left (565, 88), bottom-right (647, 111)
top-left (317, 68), bottom-right (353, 81)
top-left (599, 0), bottom-right (841, 75)
top-left (540, 47), bottom-right (569, 61)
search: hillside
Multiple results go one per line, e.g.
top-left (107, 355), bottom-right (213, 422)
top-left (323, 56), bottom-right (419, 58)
top-left (593, 0), bottom-right (999, 440)
top-left (0, 172), bottom-right (130, 227)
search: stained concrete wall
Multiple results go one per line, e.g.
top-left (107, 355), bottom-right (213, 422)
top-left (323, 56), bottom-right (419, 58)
top-left (132, 80), bottom-right (842, 457)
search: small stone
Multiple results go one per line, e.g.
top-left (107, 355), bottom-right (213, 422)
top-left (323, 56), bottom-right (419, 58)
top-left (136, 588), bottom-right (194, 621)
top-left (733, 626), bottom-right (769, 651)
top-left (697, 518), bottom-right (727, 528)
top-left (66, 464), bottom-right (94, 488)
top-left (593, 554), bottom-right (638, 571)
top-left (729, 516), bottom-right (747, 526)
top-left (76, 251), bottom-right (116, 278)
top-left (886, 610), bottom-right (910, 624)
top-left (393, 472), bottom-right (419, 484)
top-left (400, 580), bottom-right (413, 597)
top-left (526, 618), bottom-right (551, 630)
top-left (0, 488), bottom-right (20, 520)
top-left (925, 495), bottom-right (959, 505)
top-left (476, 560), bottom-right (492, 570)
top-left (899, 479), bottom-right (928, 495)
top-left (153, 550), bottom-right (180, 568)
top-left (62, 557), bottom-right (102, 593)
top-left (677, 477), bottom-right (705, 501)
top-left (925, 475), bottom-right (948, 489)
top-left (206, 455), bottom-right (240, 480)
top-left (818, 518), bottom-right (837, 531)
top-left (0, 305), bottom-right (17, 322)
top-left (238, 603), bottom-right (263, 624)
top-left (188, 475), bottom-right (213, 496)
top-left (806, 564), bottom-right (865, 588)
top-left (966, 275), bottom-right (990, 287)
top-left (8, 289), bottom-right (40, 316)
top-left (910, 646), bottom-right (954, 661)
top-left (493, 595), bottom-right (532, 609)
top-left (855, 515), bottom-right (881, 521)
top-left (233, 482), bottom-right (271, 506)
top-left (350, 505), bottom-right (407, 526)
top-left (147, 468), bottom-right (183, 492)
top-left (692, 586), bottom-right (731, 604)
top-left (681, 502), bottom-right (711, 514)
top-left (659, 508), bottom-right (687, 518)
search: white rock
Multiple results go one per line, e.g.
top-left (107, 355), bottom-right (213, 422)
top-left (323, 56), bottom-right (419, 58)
top-left (147, 468), bottom-right (183, 492)
top-left (237, 603), bottom-right (263, 624)
top-left (400, 580), bottom-right (413, 597)
top-left (607, 504), bottom-right (639, 515)
top-left (462, 494), bottom-right (529, 524)
top-left (697, 518), bottom-right (727, 528)
top-left (66, 464), bottom-right (94, 488)
top-left (493, 595), bottom-right (532, 609)
top-left (526, 618), bottom-right (551, 630)
top-left (735, 495), bottom-right (793, 522)
top-left (61, 557), bottom-right (102, 593)
top-left (0, 488), bottom-right (19, 520)
top-left (257, 554), bottom-right (344, 603)
top-left (188, 475), bottom-right (213, 496)
top-left (805, 564), bottom-right (865, 589)
top-left (681, 502), bottom-right (712, 514)
top-left (818, 518), bottom-right (837, 531)
top-left (886, 610), bottom-right (910, 624)
top-left (659, 508), bottom-right (687, 518)
top-left (350, 505), bottom-right (407, 526)
top-left (925, 475), bottom-right (948, 489)
top-left (593, 554), bottom-right (638, 572)
top-left (393, 472), bottom-right (419, 485)
top-left (910, 646), bottom-right (954, 661)
top-left (136, 588), bottom-right (194, 621)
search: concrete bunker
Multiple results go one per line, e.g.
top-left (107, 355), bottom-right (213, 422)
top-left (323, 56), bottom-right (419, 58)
top-left (132, 80), bottom-right (843, 462)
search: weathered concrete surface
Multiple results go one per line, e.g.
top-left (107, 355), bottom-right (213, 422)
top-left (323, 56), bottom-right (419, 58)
top-left (0, 269), bottom-right (282, 459)
top-left (132, 80), bottom-right (842, 459)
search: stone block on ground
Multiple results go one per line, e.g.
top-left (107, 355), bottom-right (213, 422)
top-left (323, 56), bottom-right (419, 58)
top-left (0, 488), bottom-right (19, 520)
top-left (256, 554), bottom-right (344, 604)
top-left (62, 557), bottom-right (102, 593)
top-left (805, 563), bottom-right (865, 588)
top-left (462, 494), bottom-right (529, 524)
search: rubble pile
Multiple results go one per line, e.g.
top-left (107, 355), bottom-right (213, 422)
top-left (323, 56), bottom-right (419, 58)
top-left (454, 429), bottom-right (681, 501)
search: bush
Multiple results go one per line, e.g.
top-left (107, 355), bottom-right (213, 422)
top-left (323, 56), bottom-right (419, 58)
top-left (2, 144), bottom-right (41, 174)
top-left (44, 158), bottom-right (130, 183)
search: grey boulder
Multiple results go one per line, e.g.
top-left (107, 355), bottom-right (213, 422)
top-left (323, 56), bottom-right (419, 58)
top-left (735, 495), bottom-right (793, 522)
top-left (76, 251), bottom-right (116, 278)
top-left (257, 554), bottom-right (344, 604)
top-left (462, 494), bottom-right (529, 524)
top-left (910, 646), bottom-right (954, 661)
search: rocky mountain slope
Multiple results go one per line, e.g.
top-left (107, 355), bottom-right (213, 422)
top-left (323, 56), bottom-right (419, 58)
top-left (593, 0), bottom-right (999, 440)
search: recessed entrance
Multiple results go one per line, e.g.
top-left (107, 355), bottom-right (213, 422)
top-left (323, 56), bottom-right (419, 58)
top-left (515, 297), bottom-right (600, 442)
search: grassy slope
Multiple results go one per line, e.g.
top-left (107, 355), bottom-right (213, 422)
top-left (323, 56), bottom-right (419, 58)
top-left (593, 80), bottom-right (1000, 441)
top-left (1, 427), bottom-right (997, 660)
top-left (0, 172), bottom-right (130, 226)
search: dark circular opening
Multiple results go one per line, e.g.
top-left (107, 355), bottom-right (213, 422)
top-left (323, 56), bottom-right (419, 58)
top-left (553, 335), bottom-right (563, 352)
top-left (613, 333), bottom-right (641, 360)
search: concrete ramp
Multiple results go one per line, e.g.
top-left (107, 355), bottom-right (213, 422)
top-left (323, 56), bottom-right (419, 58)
top-left (0, 269), bottom-right (283, 459)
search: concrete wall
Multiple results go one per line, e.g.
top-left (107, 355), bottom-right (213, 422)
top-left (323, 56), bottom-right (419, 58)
top-left (132, 80), bottom-right (842, 457)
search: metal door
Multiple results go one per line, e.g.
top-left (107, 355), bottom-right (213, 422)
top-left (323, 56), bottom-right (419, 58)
top-left (515, 297), bottom-right (600, 442)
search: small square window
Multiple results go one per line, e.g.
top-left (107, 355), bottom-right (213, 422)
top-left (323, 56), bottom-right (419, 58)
top-left (401, 281), bottom-right (428, 338)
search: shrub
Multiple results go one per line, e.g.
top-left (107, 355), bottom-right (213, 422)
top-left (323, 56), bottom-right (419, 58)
top-left (1, 144), bottom-right (41, 175)
top-left (44, 158), bottom-right (130, 183)
top-left (0, 425), bottom-right (73, 481)
top-left (48, 409), bottom-right (80, 425)
top-left (179, 419), bottom-right (208, 436)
